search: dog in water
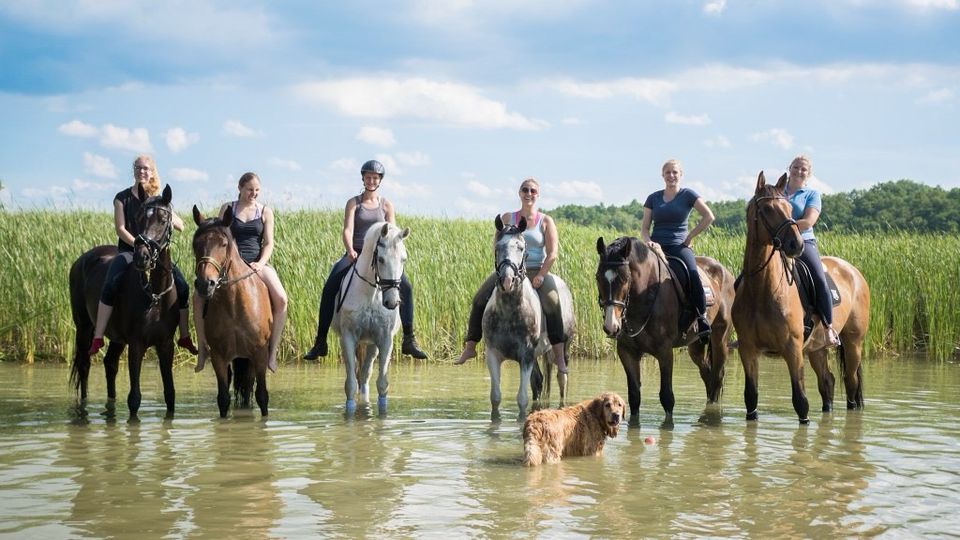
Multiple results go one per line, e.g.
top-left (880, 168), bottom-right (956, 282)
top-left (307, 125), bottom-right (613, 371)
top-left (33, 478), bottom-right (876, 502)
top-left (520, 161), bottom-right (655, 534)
top-left (522, 391), bottom-right (626, 466)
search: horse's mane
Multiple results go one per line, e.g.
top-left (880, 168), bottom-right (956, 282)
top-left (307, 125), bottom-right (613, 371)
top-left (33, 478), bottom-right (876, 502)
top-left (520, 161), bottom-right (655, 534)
top-left (605, 236), bottom-right (650, 262)
top-left (195, 217), bottom-right (229, 236)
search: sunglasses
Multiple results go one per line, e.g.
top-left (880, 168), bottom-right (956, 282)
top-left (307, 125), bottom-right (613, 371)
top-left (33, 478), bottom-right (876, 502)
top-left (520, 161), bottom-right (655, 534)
top-left (520, 187), bottom-right (538, 195)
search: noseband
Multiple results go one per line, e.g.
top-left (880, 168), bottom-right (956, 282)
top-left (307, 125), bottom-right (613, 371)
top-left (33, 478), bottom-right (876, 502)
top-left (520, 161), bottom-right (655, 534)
top-left (195, 228), bottom-right (256, 294)
top-left (494, 227), bottom-right (527, 290)
top-left (598, 252), bottom-right (663, 338)
top-left (746, 194), bottom-right (802, 279)
top-left (133, 205), bottom-right (173, 271)
top-left (353, 239), bottom-right (403, 293)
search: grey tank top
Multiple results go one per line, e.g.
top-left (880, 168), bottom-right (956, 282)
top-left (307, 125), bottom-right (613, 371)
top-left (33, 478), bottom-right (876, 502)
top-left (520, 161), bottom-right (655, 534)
top-left (351, 195), bottom-right (386, 253)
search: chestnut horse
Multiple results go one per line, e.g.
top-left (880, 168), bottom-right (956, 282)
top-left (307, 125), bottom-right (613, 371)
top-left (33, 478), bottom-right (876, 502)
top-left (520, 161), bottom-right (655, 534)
top-left (69, 185), bottom-right (179, 416)
top-left (596, 236), bottom-right (735, 426)
top-left (192, 206), bottom-right (271, 418)
top-left (732, 172), bottom-right (870, 424)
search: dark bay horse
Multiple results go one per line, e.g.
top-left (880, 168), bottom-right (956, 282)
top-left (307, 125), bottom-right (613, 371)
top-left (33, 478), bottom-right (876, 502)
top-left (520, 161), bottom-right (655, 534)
top-left (732, 172), bottom-right (871, 424)
top-left (484, 215), bottom-right (575, 420)
top-left (192, 206), bottom-right (271, 418)
top-left (596, 236), bottom-right (735, 426)
top-left (69, 185), bottom-right (179, 416)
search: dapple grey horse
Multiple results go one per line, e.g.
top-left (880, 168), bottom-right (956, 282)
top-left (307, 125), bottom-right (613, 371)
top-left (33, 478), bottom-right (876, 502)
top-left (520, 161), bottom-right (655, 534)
top-left (483, 215), bottom-right (575, 421)
top-left (332, 221), bottom-right (409, 414)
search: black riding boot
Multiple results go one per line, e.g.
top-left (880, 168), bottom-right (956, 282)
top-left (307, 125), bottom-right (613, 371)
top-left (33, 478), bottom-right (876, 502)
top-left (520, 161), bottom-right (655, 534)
top-left (401, 332), bottom-right (428, 359)
top-left (696, 314), bottom-right (711, 342)
top-left (302, 336), bottom-right (328, 360)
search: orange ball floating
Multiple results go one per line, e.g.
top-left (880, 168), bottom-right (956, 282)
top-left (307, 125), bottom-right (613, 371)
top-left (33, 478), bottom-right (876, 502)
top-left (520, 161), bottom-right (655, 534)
top-left (643, 436), bottom-right (656, 445)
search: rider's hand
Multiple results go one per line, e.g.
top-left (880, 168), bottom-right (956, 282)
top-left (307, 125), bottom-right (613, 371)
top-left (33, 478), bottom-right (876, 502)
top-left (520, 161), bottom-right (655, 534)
top-left (250, 261), bottom-right (264, 273)
top-left (347, 249), bottom-right (359, 262)
top-left (532, 275), bottom-right (544, 289)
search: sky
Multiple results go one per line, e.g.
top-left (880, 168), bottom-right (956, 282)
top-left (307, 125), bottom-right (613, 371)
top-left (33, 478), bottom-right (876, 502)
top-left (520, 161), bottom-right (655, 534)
top-left (1, 0), bottom-right (958, 218)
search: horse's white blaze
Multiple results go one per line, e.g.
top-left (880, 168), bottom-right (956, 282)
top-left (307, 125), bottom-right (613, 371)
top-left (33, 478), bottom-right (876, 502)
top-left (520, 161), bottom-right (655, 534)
top-left (602, 272), bottom-right (621, 335)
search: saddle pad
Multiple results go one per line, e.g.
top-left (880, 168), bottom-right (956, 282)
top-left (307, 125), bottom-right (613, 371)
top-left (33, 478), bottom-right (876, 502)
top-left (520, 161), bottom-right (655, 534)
top-left (794, 260), bottom-right (841, 308)
top-left (666, 256), bottom-right (716, 307)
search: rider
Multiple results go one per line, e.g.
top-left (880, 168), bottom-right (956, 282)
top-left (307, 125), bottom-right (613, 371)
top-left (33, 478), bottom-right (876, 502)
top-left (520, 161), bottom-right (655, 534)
top-left (784, 155), bottom-right (841, 348)
top-left (194, 172), bottom-right (289, 373)
top-left (302, 159), bottom-right (428, 360)
top-left (640, 159), bottom-right (715, 340)
top-left (454, 177), bottom-right (568, 373)
top-left (88, 154), bottom-right (198, 356)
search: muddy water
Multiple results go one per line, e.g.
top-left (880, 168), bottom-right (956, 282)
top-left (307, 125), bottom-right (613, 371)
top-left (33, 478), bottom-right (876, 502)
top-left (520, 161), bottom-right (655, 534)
top-left (1, 354), bottom-right (958, 538)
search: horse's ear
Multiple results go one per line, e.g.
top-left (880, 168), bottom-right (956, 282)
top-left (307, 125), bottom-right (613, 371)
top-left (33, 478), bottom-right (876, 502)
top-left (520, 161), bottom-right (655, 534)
top-left (596, 237), bottom-right (605, 256)
top-left (619, 238), bottom-right (632, 258)
top-left (400, 227), bottom-right (410, 239)
top-left (192, 205), bottom-right (203, 226)
top-left (161, 184), bottom-right (172, 205)
top-left (221, 204), bottom-right (233, 226)
top-left (137, 183), bottom-right (146, 201)
top-left (755, 171), bottom-right (767, 193)
top-left (517, 216), bottom-right (527, 232)
top-left (380, 222), bottom-right (390, 238)
top-left (775, 172), bottom-right (788, 191)
top-left (495, 214), bottom-right (504, 231)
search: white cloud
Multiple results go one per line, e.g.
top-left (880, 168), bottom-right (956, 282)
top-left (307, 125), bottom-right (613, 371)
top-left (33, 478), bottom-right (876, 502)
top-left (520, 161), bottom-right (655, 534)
top-left (293, 77), bottom-right (547, 130)
top-left (222, 120), bottom-right (259, 137)
top-left (466, 180), bottom-right (495, 197)
top-left (72, 178), bottom-right (116, 191)
top-left (703, 135), bottom-right (732, 148)
top-left (397, 151), bottom-right (431, 167)
top-left (552, 77), bottom-right (676, 106)
top-left (100, 124), bottom-right (153, 153)
top-left (703, 0), bottom-right (727, 15)
top-left (58, 119), bottom-right (98, 137)
top-left (270, 158), bottom-right (302, 171)
top-left (665, 111), bottom-right (711, 126)
top-left (165, 127), bottom-right (199, 153)
top-left (547, 180), bottom-right (604, 202)
top-left (330, 158), bottom-right (359, 174)
top-left (454, 196), bottom-right (500, 218)
top-left (356, 126), bottom-right (396, 147)
top-left (900, 0), bottom-right (959, 10)
top-left (169, 168), bottom-right (209, 183)
top-left (751, 128), bottom-right (794, 150)
top-left (83, 152), bottom-right (117, 179)
top-left (916, 88), bottom-right (954, 105)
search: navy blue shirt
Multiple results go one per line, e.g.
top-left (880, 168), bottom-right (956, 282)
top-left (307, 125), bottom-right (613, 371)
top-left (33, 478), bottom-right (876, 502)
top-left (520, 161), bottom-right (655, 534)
top-left (644, 188), bottom-right (700, 246)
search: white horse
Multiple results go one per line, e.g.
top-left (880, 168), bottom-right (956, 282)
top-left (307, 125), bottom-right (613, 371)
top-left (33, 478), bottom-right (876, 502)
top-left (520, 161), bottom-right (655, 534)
top-left (332, 221), bottom-right (409, 413)
top-left (483, 215), bottom-right (575, 420)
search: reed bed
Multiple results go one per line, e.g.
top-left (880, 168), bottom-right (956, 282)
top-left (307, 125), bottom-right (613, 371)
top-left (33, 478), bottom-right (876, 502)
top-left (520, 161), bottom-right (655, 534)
top-left (1, 210), bottom-right (958, 364)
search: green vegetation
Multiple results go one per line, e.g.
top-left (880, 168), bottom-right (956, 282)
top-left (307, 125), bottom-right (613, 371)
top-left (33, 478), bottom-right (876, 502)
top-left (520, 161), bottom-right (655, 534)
top-left (1, 209), bottom-right (958, 364)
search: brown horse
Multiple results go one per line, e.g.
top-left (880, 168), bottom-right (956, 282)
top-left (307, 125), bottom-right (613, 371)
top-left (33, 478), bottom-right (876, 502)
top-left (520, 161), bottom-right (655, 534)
top-left (596, 236), bottom-right (736, 425)
top-left (69, 185), bottom-right (179, 416)
top-left (192, 206), bottom-right (271, 417)
top-left (732, 172), bottom-right (870, 424)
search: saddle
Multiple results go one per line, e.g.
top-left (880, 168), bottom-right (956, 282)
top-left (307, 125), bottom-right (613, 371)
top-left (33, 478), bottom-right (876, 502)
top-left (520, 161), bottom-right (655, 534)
top-left (793, 259), bottom-right (841, 341)
top-left (665, 256), bottom-right (715, 342)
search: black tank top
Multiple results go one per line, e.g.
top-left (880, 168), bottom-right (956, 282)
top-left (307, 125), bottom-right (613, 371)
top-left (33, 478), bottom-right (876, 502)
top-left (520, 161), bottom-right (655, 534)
top-left (230, 202), bottom-right (265, 263)
top-left (114, 187), bottom-right (142, 253)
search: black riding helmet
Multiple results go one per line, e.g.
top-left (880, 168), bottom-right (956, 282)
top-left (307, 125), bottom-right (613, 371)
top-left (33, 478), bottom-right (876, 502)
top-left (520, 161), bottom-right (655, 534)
top-left (360, 160), bottom-right (386, 179)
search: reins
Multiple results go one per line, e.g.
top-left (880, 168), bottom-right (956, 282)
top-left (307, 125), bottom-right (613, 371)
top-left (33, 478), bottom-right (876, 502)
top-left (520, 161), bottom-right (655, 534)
top-left (133, 203), bottom-right (177, 308)
top-left (336, 238), bottom-right (403, 312)
top-left (744, 194), bottom-right (801, 285)
top-left (598, 244), bottom-right (666, 338)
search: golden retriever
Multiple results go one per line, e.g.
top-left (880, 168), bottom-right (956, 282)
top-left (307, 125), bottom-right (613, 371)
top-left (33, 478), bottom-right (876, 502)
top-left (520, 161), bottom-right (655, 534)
top-left (522, 392), bottom-right (626, 466)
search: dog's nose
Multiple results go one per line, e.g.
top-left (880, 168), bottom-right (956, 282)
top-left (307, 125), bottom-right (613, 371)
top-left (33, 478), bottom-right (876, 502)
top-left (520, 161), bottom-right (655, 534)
top-left (611, 413), bottom-right (620, 424)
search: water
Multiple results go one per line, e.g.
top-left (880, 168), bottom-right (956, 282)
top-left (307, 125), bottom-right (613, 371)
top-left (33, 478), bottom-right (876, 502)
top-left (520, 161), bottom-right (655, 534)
top-left (1, 354), bottom-right (958, 538)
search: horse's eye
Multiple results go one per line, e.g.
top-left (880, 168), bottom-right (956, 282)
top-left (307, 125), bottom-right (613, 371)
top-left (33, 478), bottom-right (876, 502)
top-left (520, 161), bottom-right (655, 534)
top-left (378, 256), bottom-right (385, 264)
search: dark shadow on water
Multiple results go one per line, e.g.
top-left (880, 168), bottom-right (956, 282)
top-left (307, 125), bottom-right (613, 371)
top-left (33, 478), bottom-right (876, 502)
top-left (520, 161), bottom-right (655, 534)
top-left (697, 404), bottom-right (724, 427)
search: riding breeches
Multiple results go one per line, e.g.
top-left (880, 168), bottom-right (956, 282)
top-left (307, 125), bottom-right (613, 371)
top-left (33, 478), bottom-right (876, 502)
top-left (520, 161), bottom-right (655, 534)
top-left (797, 239), bottom-right (833, 325)
top-left (100, 252), bottom-right (190, 310)
top-left (661, 244), bottom-right (706, 316)
top-left (464, 269), bottom-right (565, 345)
top-left (313, 254), bottom-right (416, 340)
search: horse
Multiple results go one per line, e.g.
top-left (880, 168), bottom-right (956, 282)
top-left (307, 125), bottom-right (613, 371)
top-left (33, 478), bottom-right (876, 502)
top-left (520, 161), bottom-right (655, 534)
top-left (69, 184), bottom-right (180, 417)
top-left (732, 171), bottom-right (871, 424)
top-left (596, 236), bottom-right (736, 426)
top-left (192, 205), bottom-right (272, 418)
top-left (483, 214), bottom-right (576, 421)
top-left (332, 221), bottom-right (410, 414)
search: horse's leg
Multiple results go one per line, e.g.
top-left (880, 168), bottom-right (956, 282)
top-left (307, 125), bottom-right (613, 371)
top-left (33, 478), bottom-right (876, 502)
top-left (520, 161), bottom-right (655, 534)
top-left (126, 343), bottom-right (145, 417)
top-left (807, 348), bottom-right (835, 413)
top-left (517, 352), bottom-right (536, 420)
top-left (784, 340), bottom-right (811, 424)
top-left (739, 344), bottom-right (761, 421)
top-left (104, 341), bottom-right (124, 402)
top-left (375, 341), bottom-right (392, 411)
top-left (485, 347), bottom-right (503, 421)
top-left (357, 344), bottom-right (377, 405)
top-left (557, 341), bottom-right (569, 406)
top-left (213, 360), bottom-right (231, 418)
top-left (839, 337), bottom-right (865, 409)
top-left (688, 339), bottom-right (713, 402)
top-left (617, 343), bottom-right (643, 426)
top-left (255, 364), bottom-right (269, 417)
top-left (341, 334), bottom-right (359, 412)
top-left (655, 347), bottom-right (675, 421)
top-left (156, 340), bottom-right (176, 416)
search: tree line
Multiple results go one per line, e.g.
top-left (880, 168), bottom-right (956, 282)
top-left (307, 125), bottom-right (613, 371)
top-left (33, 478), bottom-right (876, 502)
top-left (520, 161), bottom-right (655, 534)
top-left (549, 179), bottom-right (960, 234)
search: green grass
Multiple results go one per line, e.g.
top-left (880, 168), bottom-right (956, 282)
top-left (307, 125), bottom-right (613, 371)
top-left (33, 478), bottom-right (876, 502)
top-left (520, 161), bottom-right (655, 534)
top-left (1, 209), bottom-right (958, 364)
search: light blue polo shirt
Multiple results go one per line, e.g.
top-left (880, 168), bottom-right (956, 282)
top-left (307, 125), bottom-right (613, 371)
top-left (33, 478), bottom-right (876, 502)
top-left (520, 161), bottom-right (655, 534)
top-left (786, 187), bottom-right (822, 240)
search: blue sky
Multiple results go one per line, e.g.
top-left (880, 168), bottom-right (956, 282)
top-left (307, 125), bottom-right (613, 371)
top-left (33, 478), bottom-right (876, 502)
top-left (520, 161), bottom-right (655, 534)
top-left (1, 1), bottom-right (958, 218)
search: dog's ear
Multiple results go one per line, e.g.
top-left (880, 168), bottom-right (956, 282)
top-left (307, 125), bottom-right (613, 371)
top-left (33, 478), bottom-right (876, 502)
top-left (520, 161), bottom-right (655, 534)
top-left (589, 396), bottom-right (606, 424)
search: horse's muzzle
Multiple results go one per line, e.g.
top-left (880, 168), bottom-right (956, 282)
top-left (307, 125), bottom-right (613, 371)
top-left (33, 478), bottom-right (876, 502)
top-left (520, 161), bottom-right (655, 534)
top-left (195, 277), bottom-right (218, 299)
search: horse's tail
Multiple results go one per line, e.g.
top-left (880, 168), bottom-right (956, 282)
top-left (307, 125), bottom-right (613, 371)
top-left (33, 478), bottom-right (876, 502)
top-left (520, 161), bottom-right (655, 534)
top-left (69, 255), bottom-right (92, 395)
top-left (232, 358), bottom-right (255, 408)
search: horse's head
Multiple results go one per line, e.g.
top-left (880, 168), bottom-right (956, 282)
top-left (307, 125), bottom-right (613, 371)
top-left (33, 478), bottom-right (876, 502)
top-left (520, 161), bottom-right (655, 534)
top-left (494, 214), bottom-right (527, 293)
top-left (746, 172), bottom-right (804, 257)
top-left (191, 204), bottom-right (235, 299)
top-left (365, 222), bottom-right (409, 310)
top-left (133, 184), bottom-right (174, 271)
top-left (596, 236), bottom-right (642, 338)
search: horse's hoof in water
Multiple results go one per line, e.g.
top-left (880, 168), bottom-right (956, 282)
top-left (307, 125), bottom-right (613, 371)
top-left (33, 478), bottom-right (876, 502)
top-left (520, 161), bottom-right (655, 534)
top-left (345, 399), bottom-right (357, 413)
top-left (822, 404), bottom-right (832, 413)
top-left (799, 417), bottom-right (810, 425)
top-left (628, 416), bottom-right (641, 428)
top-left (377, 396), bottom-right (388, 410)
top-left (746, 410), bottom-right (759, 421)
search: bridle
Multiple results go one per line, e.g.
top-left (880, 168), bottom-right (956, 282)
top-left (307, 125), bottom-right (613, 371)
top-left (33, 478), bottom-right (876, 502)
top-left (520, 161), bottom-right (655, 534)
top-left (133, 203), bottom-right (175, 306)
top-left (745, 194), bottom-right (802, 281)
top-left (352, 238), bottom-right (403, 293)
top-left (494, 226), bottom-right (527, 291)
top-left (194, 227), bottom-right (257, 295)
top-left (598, 248), bottom-right (664, 338)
